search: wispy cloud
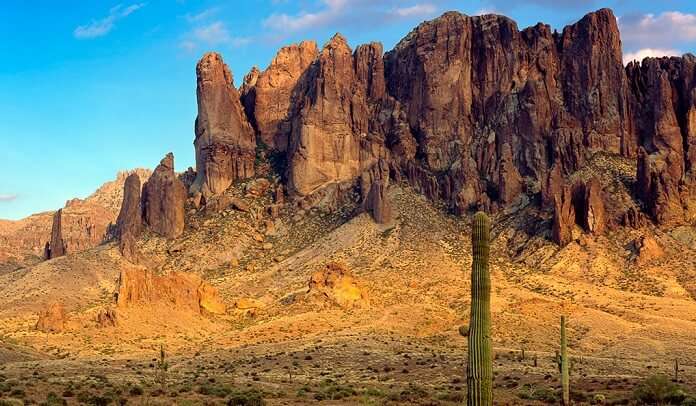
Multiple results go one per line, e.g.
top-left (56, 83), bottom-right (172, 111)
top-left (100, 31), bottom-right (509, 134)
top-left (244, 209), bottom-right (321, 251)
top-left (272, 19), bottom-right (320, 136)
top-left (0, 194), bottom-right (18, 202)
top-left (180, 21), bottom-right (251, 53)
top-left (483, 0), bottom-right (595, 9)
top-left (74, 3), bottom-right (146, 39)
top-left (620, 11), bottom-right (696, 53)
top-left (263, 0), bottom-right (440, 34)
top-left (184, 7), bottom-right (220, 23)
top-left (392, 4), bottom-right (438, 18)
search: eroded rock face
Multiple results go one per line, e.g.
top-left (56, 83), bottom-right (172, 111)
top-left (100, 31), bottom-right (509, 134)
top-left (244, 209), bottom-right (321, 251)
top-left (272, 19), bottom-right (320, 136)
top-left (552, 186), bottom-right (575, 246)
top-left (192, 52), bottom-right (256, 198)
top-left (206, 8), bottom-right (696, 246)
top-left (627, 56), bottom-right (696, 225)
top-left (36, 302), bottom-right (67, 333)
top-left (308, 262), bottom-right (368, 308)
top-left (116, 267), bottom-right (226, 314)
top-left (384, 9), bottom-right (630, 213)
top-left (574, 178), bottom-right (606, 235)
top-left (116, 173), bottom-right (142, 261)
top-left (49, 210), bottom-right (65, 259)
top-left (287, 35), bottom-right (389, 197)
top-left (242, 41), bottom-right (319, 151)
top-left (142, 153), bottom-right (187, 239)
top-left (361, 160), bottom-right (392, 224)
top-left (116, 173), bottom-right (142, 240)
top-left (47, 201), bottom-right (113, 259)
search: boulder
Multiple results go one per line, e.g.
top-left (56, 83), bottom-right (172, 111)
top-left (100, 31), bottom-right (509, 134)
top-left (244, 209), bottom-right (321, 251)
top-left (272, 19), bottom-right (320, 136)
top-left (308, 262), bottom-right (368, 308)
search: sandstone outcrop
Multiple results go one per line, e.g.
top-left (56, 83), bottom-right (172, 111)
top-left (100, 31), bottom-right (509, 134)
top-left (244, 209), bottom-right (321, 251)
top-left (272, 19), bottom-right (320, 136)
top-left (361, 160), bottom-right (392, 224)
top-left (116, 173), bottom-right (142, 261)
top-left (627, 55), bottom-right (696, 225)
top-left (191, 52), bottom-right (256, 198)
top-left (195, 7), bottom-right (696, 247)
top-left (116, 267), bottom-right (226, 315)
top-left (116, 173), bottom-right (142, 240)
top-left (308, 262), bottom-right (368, 308)
top-left (241, 41), bottom-right (319, 151)
top-left (36, 302), bottom-right (67, 333)
top-left (633, 235), bottom-right (664, 265)
top-left (142, 153), bottom-right (187, 239)
top-left (552, 186), bottom-right (576, 246)
top-left (47, 200), bottom-right (113, 259)
top-left (286, 35), bottom-right (388, 197)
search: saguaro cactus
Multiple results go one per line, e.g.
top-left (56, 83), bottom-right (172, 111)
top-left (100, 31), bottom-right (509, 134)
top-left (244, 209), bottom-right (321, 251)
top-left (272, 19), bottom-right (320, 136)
top-left (561, 315), bottom-right (570, 405)
top-left (467, 211), bottom-right (493, 405)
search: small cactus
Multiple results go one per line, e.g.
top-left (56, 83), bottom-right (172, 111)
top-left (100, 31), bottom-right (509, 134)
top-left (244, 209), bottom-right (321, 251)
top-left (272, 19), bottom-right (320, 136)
top-left (467, 212), bottom-right (492, 406)
top-left (561, 315), bottom-right (569, 405)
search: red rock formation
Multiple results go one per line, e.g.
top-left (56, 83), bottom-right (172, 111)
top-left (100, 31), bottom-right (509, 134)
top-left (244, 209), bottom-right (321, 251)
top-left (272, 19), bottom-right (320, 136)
top-left (241, 41), bottom-right (318, 151)
top-left (552, 186), bottom-right (575, 246)
top-left (142, 153), bottom-right (187, 239)
top-left (200, 8), bottom-right (696, 245)
top-left (47, 201), bottom-right (112, 259)
top-left (574, 178), bottom-right (606, 234)
top-left (116, 267), bottom-right (226, 314)
top-left (361, 159), bottom-right (392, 224)
top-left (192, 52), bottom-right (256, 198)
top-left (116, 173), bottom-right (142, 239)
top-left (308, 262), bottom-right (368, 308)
top-left (285, 35), bottom-right (389, 198)
top-left (627, 56), bottom-right (696, 225)
top-left (36, 302), bottom-right (67, 333)
top-left (49, 210), bottom-right (65, 258)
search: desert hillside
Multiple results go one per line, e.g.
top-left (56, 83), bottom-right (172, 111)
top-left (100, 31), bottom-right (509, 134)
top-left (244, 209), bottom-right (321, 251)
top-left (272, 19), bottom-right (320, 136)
top-left (2, 5), bottom-right (696, 405)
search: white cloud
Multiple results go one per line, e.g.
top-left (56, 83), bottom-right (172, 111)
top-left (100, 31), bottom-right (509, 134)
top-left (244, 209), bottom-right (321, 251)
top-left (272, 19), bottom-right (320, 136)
top-left (180, 21), bottom-right (251, 52)
top-left (620, 11), bottom-right (696, 52)
top-left (623, 48), bottom-right (681, 65)
top-left (393, 4), bottom-right (438, 18)
top-left (0, 194), bottom-right (18, 202)
top-left (263, 0), bottom-right (439, 33)
top-left (185, 7), bottom-right (220, 23)
top-left (74, 3), bottom-right (146, 39)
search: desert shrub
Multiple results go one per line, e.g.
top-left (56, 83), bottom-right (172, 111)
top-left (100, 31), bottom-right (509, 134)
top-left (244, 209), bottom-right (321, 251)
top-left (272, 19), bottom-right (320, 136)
top-left (0, 400), bottom-right (23, 406)
top-left (227, 389), bottom-right (265, 406)
top-left (634, 375), bottom-right (686, 405)
top-left (682, 397), bottom-right (696, 406)
top-left (197, 383), bottom-right (233, 397)
top-left (44, 392), bottom-right (67, 406)
top-left (313, 380), bottom-right (356, 401)
top-left (518, 385), bottom-right (559, 403)
top-left (388, 383), bottom-right (429, 402)
top-left (436, 390), bottom-right (466, 402)
top-left (128, 385), bottom-right (143, 396)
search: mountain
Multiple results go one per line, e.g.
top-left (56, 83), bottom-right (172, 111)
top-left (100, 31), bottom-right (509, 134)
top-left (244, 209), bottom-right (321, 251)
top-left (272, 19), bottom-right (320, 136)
top-left (0, 169), bottom-right (151, 270)
top-left (0, 8), bottom-right (695, 404)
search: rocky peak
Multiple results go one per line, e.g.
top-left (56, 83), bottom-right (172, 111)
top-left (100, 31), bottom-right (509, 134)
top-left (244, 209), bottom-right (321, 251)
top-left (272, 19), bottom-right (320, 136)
top-left (142, 153), bottom-right (187, 239)
top-left (191, 52), bottom-right (256, 199)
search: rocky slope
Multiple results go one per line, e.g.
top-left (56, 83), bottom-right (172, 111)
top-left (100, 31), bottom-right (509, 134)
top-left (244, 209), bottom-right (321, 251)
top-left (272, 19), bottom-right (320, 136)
top-left (0, 169), bottom-right (151, 270)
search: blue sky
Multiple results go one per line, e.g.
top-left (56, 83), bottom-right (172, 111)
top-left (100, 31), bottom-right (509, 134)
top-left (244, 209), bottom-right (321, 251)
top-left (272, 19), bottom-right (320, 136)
top-left (1, 0), bottom-right (695, 220)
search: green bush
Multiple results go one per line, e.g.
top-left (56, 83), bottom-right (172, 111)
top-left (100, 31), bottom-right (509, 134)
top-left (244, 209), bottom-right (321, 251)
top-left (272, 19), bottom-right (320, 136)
top-left (634, 375), bottom-right (686, 405)
top-left (227, 389), bottom-right (265, 406)
top-left (518, 386), bottom-right (559, 403)
top-left (44, 392), bottom-right (67, 406)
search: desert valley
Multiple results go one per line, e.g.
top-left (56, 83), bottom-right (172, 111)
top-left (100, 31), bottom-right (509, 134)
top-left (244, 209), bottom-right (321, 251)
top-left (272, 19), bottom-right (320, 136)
top-left (1, 5), bottom-right (696, 405)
